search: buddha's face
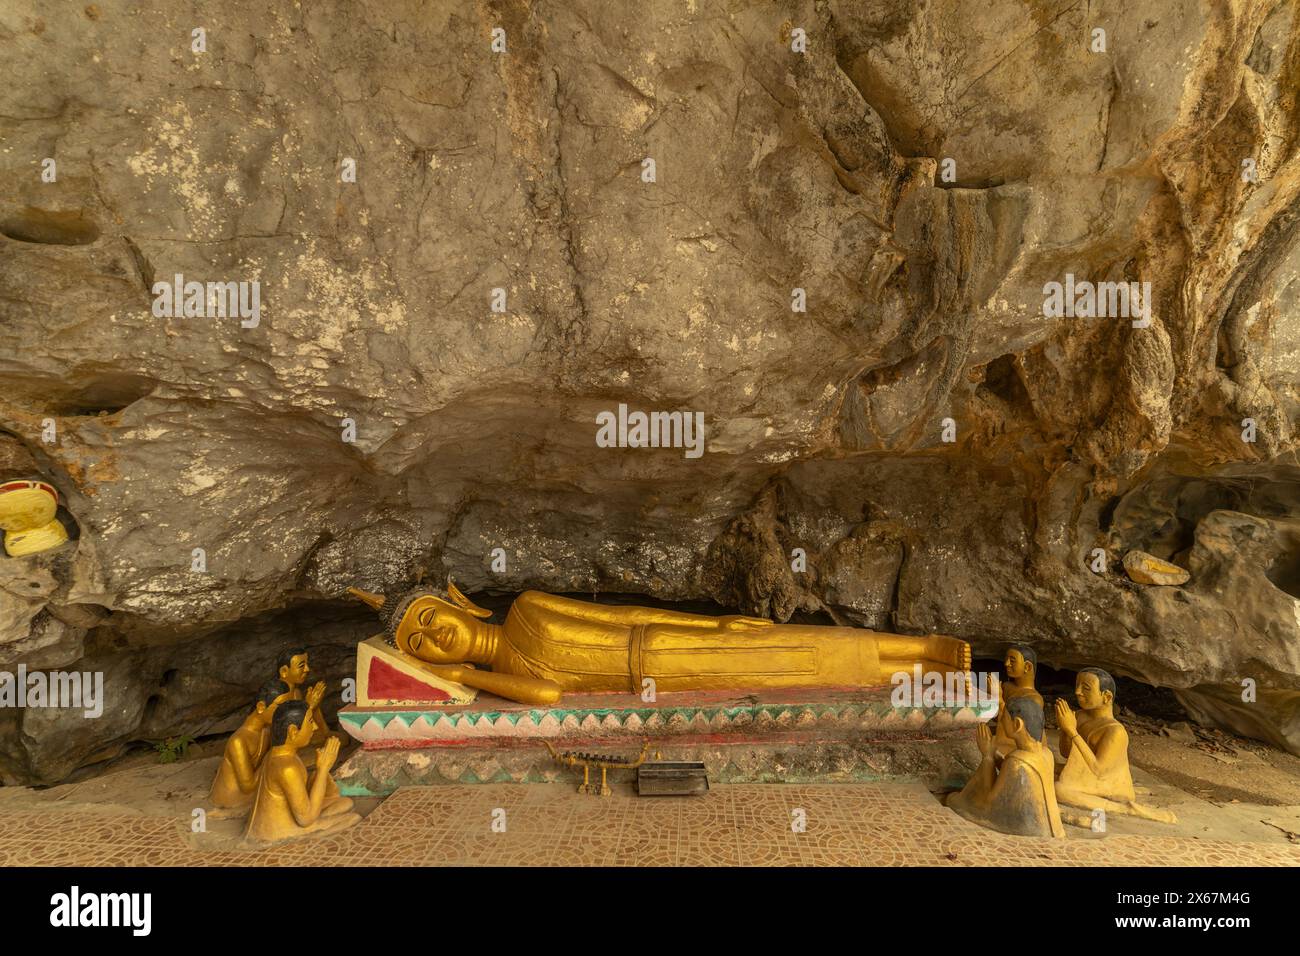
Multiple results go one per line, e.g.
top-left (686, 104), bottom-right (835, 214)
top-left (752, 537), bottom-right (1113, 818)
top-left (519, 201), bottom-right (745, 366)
top-left (1004, 650), bottom-right (1027, 678)
top-left (396, 595), bottom-right (476, 663)
top-left (1075, 672), bottom-right (1108, 710)
top-left (280, 653), bottom-right (309, 688)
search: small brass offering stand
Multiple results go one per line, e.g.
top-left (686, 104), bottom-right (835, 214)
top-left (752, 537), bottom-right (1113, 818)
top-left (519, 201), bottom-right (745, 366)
top-left (544, 740), bottom-right (657, 796)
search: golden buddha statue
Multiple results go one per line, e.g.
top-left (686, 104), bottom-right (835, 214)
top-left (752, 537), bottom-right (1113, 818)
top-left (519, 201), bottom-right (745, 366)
top-left (346, 581), bottom-right (972, 705)
top-left (243, 700), bottom-right (359, 844)
top-left (209, 679), bottom-right (296, 811)
top-left (276, 648), bottom-right (334, 746)
top-left (948, 696), bottom-right (1064, 838)
top-left (1054, 668), bottom-right (1176, 824)
top-left (0, 479), bottom-right (69, 557)
top-left (994, 644), bottom-right (1043, 756)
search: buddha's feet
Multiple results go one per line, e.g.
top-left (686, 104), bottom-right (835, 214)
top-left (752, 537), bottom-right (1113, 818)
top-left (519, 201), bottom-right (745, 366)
top-left (921, 636), bottom-right (972, 673)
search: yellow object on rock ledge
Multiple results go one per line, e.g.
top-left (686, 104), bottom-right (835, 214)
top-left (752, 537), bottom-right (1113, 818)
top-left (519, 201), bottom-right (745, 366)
top-left (1122, 550), bottom-right (1190, 586)
top-left (0, 479), bottom-right (69, 557)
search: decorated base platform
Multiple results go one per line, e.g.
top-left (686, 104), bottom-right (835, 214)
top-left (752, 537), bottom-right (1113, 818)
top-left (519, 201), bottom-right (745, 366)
top-left (335, 687), bottom-right (995, 797)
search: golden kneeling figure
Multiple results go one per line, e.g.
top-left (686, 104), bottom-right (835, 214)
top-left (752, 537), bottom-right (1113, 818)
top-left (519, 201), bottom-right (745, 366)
top-left (243, 699), bottom-right (359, 845)
top-left (948, 696), bottom-right (1064, 839)
top-left (276, 648), bottom-right (337, 747)
top-left (994, 644), bottom-right (1044, 757)
top-left (1054, 668), bottom-right (1176, 825)
top-left (209, 679), bottom-right (294, 811)
top-left (347, 582), bottom-right (972, 705)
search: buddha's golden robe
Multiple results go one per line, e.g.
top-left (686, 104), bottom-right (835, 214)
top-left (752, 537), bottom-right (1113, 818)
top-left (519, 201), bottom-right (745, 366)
top-left (494, 591), bottom-right (963, 693)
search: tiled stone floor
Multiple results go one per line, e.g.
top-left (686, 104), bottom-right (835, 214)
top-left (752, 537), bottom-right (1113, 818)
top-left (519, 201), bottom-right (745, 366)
top-left (3, 783), bottom-right (1299, 866)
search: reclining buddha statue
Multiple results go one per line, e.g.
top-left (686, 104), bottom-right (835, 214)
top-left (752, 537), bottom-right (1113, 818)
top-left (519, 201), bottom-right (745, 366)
top-left (347, 581), bottom-right (972, 706)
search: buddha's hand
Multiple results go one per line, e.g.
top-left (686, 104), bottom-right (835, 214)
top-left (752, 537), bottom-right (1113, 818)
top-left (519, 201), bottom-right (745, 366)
top-left (306, 681), bottom-right (327, 709)
top-left (1055, 699), bottom-right (1077, 737)
top-left (718, 615), bottom-right (774, 630)
top-left (318, 737), bottom-right (340, 773)
top-left (431, 663), bottom-right (468, 682)
top-left (976, 722), bottom-right (994, 757)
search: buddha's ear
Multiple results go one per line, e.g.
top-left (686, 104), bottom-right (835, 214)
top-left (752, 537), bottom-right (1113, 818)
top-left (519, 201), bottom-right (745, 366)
top-left (447, 579), bottom-right (492, 619)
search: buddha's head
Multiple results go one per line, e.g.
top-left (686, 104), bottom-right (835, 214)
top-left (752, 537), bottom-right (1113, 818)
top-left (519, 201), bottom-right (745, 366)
top-left (348, 580), bottom-right (493, 664)
top-left (1000, 695), bottom-right (1044, 746)
top-left (1004, 644), bottom-right (1037, 683)
top-left (1075, 667), bottom-right (1116, 711)
top-left (271, 699), bottom-right (314, 750)
top-left (277, 648), bottom-right (310, 690)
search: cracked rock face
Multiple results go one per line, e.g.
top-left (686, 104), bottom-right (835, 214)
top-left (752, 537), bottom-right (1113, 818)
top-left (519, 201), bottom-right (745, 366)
top-left (0, 0), bottom-right (1298, 783)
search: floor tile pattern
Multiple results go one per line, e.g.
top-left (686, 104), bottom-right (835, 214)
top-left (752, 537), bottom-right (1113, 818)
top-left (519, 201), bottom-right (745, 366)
top-left (4, 784), bottom-right (1298, 866)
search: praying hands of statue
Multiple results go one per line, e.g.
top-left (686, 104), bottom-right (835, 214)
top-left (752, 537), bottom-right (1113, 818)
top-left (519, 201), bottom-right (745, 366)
top-left (305, 681), bottom-right (326, 710)
top-left (302, 679), bottom-right (339, 750)
top-left (285, 734), bottom-right (340, 828)
top-left (1055, 698), bottom-right (1077, 737)
top-left (316, 736), bottom-right (340, 774)
top-left (1057, 695), bottom-right (1119, 779)
top-left (967, 717), bottom-right (1000, 794)
top-left (1055, 698), bottom-right (1091, 764)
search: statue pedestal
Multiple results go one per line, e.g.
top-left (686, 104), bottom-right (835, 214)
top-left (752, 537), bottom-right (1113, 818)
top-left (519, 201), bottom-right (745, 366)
top-left (336, 687), bottom-right (994, 796)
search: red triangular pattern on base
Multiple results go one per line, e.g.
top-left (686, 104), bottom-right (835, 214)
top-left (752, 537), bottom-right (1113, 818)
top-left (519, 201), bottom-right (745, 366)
top-left (368, 656), bottom-right (451, 702)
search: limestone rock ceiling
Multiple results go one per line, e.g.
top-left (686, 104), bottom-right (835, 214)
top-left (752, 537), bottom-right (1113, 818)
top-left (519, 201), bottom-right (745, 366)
top-left (0, 1), bottom-right (1296, 784)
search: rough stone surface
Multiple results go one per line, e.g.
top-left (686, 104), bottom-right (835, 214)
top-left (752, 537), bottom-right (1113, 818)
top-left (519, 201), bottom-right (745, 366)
top-left (0, 1), bottom-right (1298, 783)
